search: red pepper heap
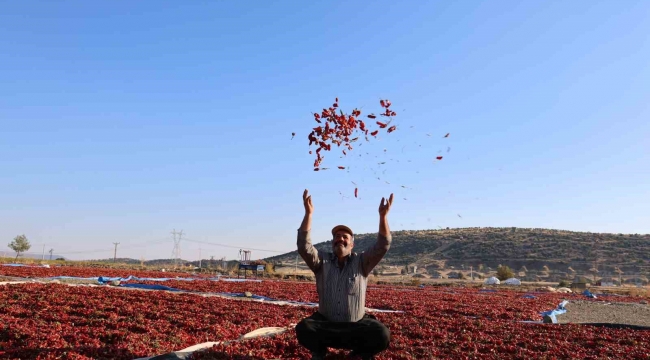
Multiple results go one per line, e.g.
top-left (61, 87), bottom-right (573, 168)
top-left (309, 98), bottom-right (397, 171)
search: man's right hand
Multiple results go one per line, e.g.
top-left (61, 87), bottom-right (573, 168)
top-left (303, 189), bottom-right (314, 215)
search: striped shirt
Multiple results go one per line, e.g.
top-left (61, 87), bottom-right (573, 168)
top-left (297, 230), bottom-right (391, 322)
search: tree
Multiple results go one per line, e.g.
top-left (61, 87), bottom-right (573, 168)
top-left (496, 265), bottom-right (514, 281)
top-left (8, 235), bottom-right (31, 261)
top-left (372, 269), bottom-right (379, 277)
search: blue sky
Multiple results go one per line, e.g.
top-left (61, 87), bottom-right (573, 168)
top-left (1, 1), bottom-right (649, 261)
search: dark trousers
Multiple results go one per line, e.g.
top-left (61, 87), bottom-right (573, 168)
top-left (295, 311), bottom-right (390, 357)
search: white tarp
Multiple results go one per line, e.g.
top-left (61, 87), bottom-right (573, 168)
top-left (503, 278), bottom-right (521, 285)
top-left (484, 277), bottom-right (500, 285)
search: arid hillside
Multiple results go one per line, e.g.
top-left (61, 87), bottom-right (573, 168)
top-left (266, 227), bottom-right (650, 280)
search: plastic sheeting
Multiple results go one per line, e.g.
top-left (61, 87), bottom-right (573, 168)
top-left (503, 278), bottom-right (521, 285)
top-left (50, 276), bottom-right (100, 281)
top-left (120, 283), bottom-right (183, 291)
top-left (1, 263), bottom-right (28, 267)
top-left (583, 289), bottom-right (597, 299)
top-left (540, 300), bottom-right (569, 323)
top-left (94, 275), bottom-right (199, 284)
top-left (522, 294), bottom-right (537, 299)
top-left (484, 277), bottom-right (500, 285)
top-left (114, 283), bottom-right (403, 313)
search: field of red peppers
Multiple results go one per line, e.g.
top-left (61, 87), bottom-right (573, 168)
top-left (1, 266), bottom-right (649, 359)
top-left (0, 264), bottom-right (198, 279)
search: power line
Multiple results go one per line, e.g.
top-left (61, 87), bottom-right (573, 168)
top-left (53, 238), bottom-right (170, 256)
top-left (183, 237), bottom-right (284, 253)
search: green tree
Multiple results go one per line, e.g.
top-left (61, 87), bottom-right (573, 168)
top-left (496, 265), bottom-right (514, 281)
top-left (8, 235), bottom-right (31, 261)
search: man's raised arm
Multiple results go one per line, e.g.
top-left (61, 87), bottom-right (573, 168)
top-left (297, 189), bottom-right (321, 273)
top-left (362, 194), bottom-right (394, 277)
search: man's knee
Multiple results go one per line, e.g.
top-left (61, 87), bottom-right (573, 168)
top-left (363, 319), bottom-right (390, 353)
top-left (295, 318), bottom-right (315, 343)
top-left (376, 322), bottom-right (390, 351)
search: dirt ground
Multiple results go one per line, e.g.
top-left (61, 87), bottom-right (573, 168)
top-left (559, 300), bottom-right (650, 327)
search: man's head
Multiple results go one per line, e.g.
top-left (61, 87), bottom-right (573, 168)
top-left (331, 225), bottom-right (354, 259)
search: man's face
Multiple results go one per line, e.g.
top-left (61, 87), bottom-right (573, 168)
top-left (333, 230), bottom-right (354, 258)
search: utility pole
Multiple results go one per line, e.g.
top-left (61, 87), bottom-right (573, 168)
top-left (113, 242), bottom-right (120, 263)
top-left (199, 247), bottom-right (202, 269)
top-left (49, 249), bottom-right (54, 260)
top-left (42, 244), bottom-right (46, 261)
top-left (470, 266), bottom-right (473, 281)
top-left (295, 254), bottom-right (298, 278)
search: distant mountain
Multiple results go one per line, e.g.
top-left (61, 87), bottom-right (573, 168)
top-left (264, 227), bottom-right (650, 276)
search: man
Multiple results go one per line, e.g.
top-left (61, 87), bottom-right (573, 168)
top-left (295, 189), bottom-right (393, 360)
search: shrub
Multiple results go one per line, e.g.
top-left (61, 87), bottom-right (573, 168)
top-left (558, 279), bottom-right (571, 288)
top-left (496, 265), bottom-right (515, 281)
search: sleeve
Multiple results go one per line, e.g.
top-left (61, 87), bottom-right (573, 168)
top-left (297, 229), bottom-right (322, 274)
top-left (361, 233), bottom-right (392, 277)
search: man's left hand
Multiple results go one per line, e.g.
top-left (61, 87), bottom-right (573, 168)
top-left (379, 193), bottom-right (394, 217)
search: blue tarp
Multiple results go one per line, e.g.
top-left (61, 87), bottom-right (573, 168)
top-left (583, 289), bottom-right (597, 299)
top-left (540, 300), bottom-right (569, 323)
top-left (2, 263), bottom-right (36, 267)
top-left (92, 275), bottom-right (200, 284)
top-left (522, 295), bottom-right (537, 299)
top-left (98, 275), bottom-right (134, 283)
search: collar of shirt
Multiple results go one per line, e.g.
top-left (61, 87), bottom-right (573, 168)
top-left (329, 252), bottom-right (358, 268)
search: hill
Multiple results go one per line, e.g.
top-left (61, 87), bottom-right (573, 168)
top-left (265, 227), bottom-right (650, 278)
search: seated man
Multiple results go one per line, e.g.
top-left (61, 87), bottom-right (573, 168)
top-left (295, 189), bottom-right (393, 360)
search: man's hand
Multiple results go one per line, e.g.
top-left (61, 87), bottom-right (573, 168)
top-left (303, 189), bottom-right (314, 215)
top-left (378, 193), bottom-right (394, 217)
